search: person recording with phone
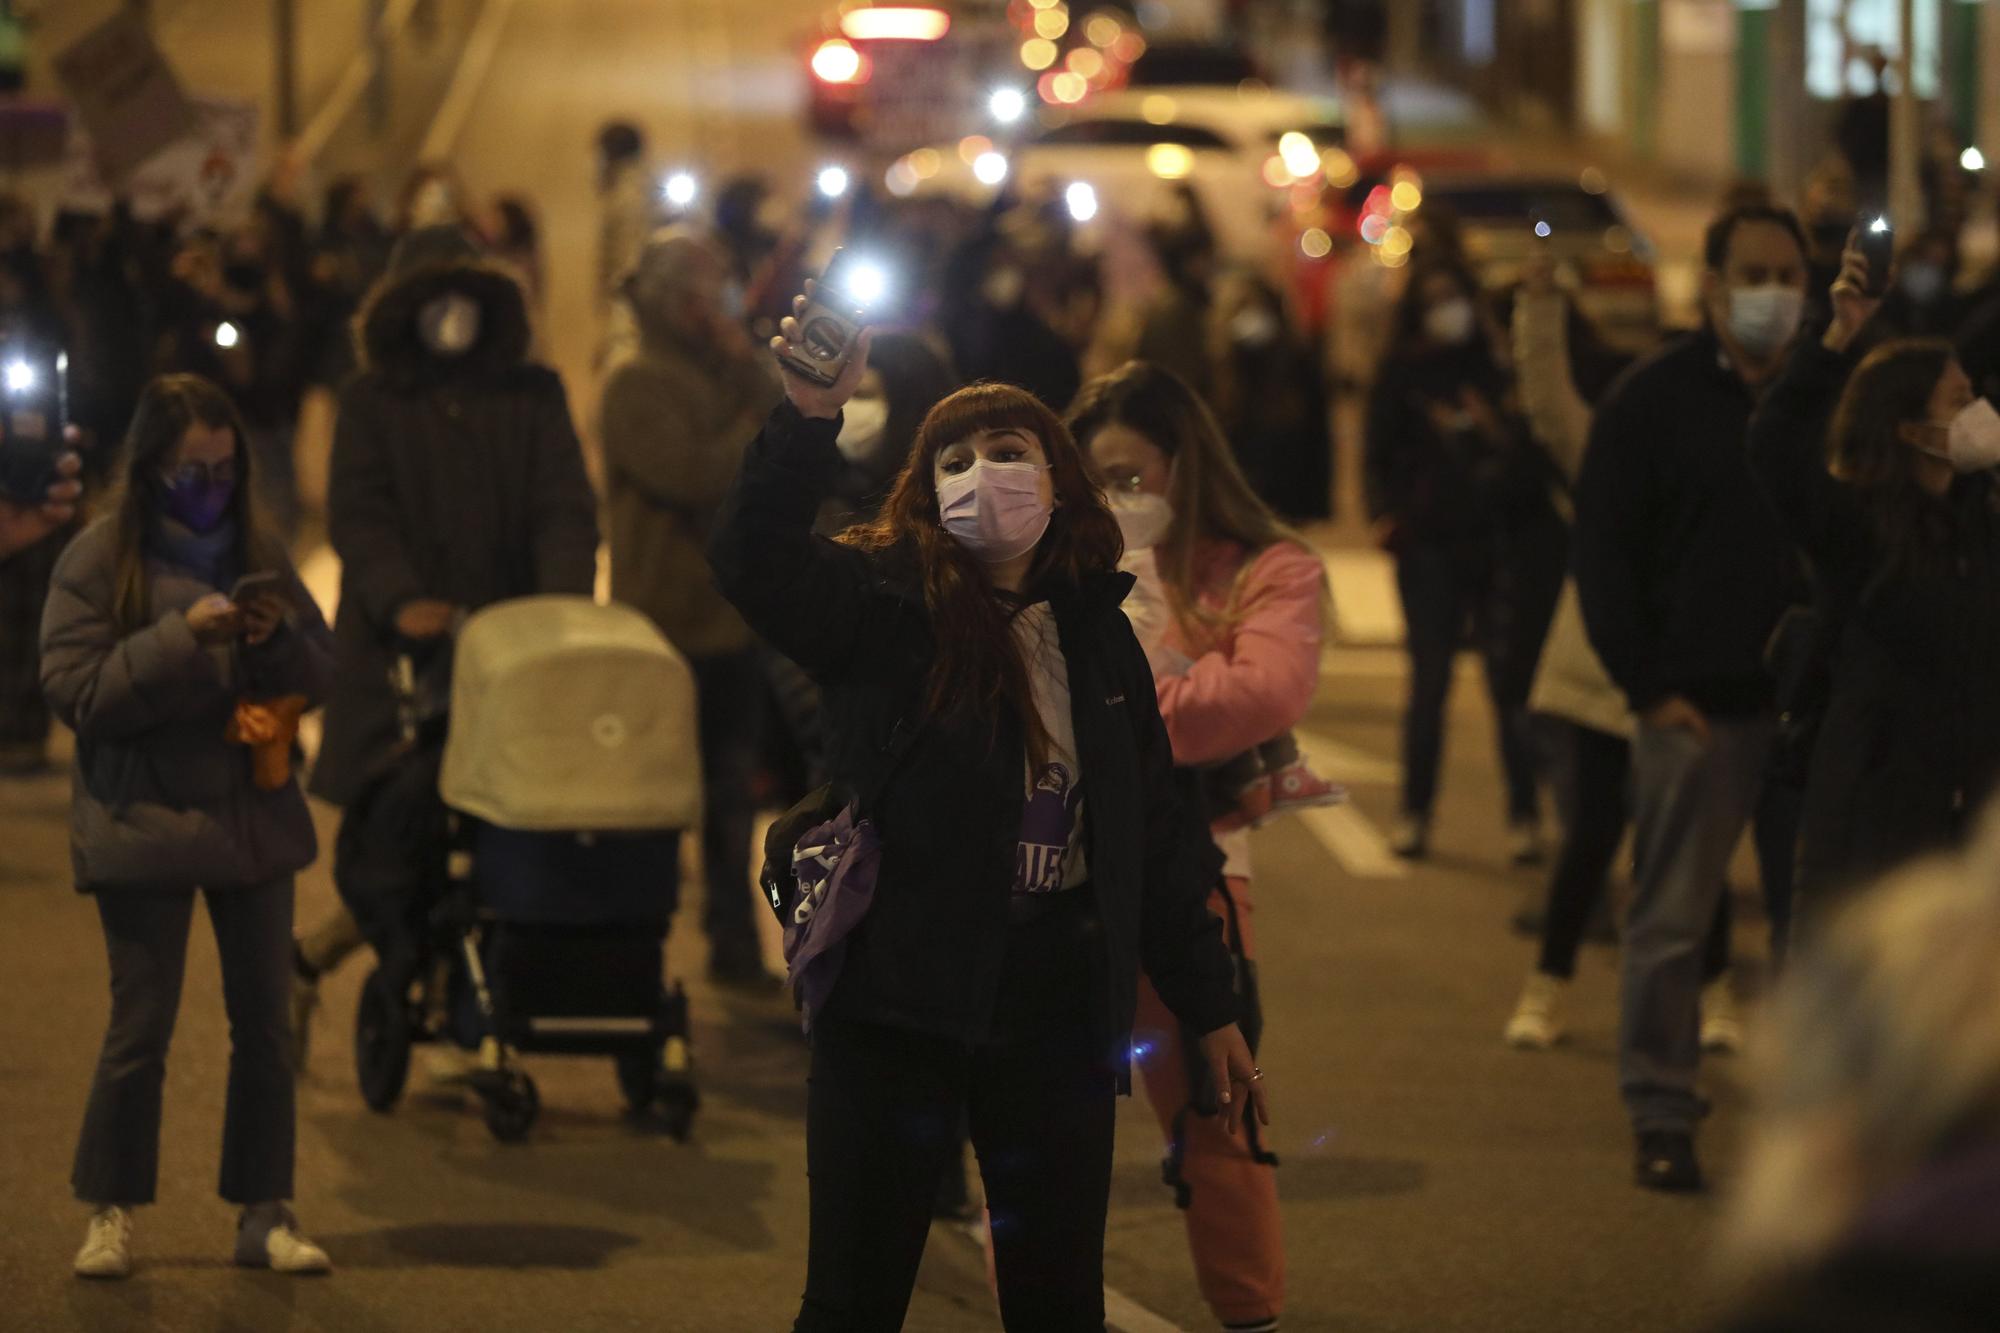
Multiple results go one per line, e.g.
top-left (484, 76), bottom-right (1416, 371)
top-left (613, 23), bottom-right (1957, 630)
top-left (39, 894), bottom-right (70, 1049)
top-left (712, 278), bottom-right (1265, 1332)
top-left (39, 374), bottom-right (335, 1279)
top-left (1746, 232), bottom-right (2000, 922)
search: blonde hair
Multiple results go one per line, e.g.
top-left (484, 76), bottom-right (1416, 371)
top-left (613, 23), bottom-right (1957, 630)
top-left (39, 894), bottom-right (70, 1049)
top-left (1720, 818), bottom-right (2000, 1286)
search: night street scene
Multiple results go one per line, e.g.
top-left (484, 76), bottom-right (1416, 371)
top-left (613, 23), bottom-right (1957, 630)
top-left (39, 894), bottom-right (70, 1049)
top-left (3, 1), bottom-right (2000, 1329)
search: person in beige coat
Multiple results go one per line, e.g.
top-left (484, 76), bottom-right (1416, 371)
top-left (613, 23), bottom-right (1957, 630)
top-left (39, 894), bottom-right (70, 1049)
top-left (1502, 262), bottom-right (1744, 1052)
top-left (601, 228), bottom-right (782, 988)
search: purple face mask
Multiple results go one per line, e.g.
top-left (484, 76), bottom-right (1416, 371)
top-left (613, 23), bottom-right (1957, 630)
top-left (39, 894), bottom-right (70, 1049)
top-left (937, 460), bottom-right (1051, 563)
top-left (159, 471), bottom-right (235, 534)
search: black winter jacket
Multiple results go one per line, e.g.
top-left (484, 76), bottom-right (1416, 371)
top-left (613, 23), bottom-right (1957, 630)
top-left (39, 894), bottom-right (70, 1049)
top-left (709, 404), bottom-right (1237, 1081)
top-left (1746, 338), bottom-right (2000, 899)
top-left (310, 262), bottom-right (599, 806)
top-left (1575, 330), bottom-right (1799, 716)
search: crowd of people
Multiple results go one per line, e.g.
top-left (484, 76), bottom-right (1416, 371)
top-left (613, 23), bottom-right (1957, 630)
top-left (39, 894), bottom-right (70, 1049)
top-left (3, 100), bottom-right (2000, 1330)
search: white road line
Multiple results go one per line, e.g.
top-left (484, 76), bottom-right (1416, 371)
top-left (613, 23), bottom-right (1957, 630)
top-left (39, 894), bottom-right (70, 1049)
top-left (418, 0), bottom-right (520, 161)
top-left (1297, 800), bottom-right (1411, 879)
top-left (1104, 1285), bottom-right (1188, 1333)
top-left (1293, 727), bottom-right (1398, 786)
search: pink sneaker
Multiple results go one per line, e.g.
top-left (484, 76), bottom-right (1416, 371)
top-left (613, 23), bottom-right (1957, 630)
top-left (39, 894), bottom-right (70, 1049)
top-left (1258, 761), bottom-right (1346, 825)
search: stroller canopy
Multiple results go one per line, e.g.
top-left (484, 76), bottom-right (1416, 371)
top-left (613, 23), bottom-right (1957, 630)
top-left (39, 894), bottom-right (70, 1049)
top-left (440, 596), bottom-right (701, 832)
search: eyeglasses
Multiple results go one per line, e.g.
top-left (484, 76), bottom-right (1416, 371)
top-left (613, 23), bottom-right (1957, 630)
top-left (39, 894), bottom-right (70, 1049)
top-left (159, 459), bottom-right (238, 488)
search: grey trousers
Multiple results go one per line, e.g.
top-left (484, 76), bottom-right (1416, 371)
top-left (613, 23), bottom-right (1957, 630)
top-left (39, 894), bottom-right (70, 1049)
top-left (1620, 716), bottom-right (1776, 1134)
top-left (73, 878), bottom-right (297, 1206)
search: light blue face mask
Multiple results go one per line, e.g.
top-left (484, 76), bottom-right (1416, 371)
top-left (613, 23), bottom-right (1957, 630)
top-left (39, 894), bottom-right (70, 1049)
top-left (1726, 284), bottom-right (1804, 358)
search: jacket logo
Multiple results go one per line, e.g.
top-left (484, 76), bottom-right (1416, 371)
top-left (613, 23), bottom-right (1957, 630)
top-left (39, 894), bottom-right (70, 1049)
top-left (1105, 694), bottom-right (1126, 705)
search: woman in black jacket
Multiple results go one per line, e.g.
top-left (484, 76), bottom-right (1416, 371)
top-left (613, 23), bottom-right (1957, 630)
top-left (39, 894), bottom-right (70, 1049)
top-left (710, 303), bottom-right (1266, 1333)
top-left (1364, 258), bottom-right (1567, 861)
top-left (1747, 239), bottom-right (2000, 920)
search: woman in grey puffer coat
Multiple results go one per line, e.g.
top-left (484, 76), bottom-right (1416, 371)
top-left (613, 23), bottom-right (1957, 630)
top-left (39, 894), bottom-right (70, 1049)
top-left (40, 375), bottom-right (336, 1281)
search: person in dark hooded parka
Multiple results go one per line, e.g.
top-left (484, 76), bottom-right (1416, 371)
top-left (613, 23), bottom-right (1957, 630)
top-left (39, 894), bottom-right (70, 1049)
top-left (289, 225), bottom-right (599, 1055)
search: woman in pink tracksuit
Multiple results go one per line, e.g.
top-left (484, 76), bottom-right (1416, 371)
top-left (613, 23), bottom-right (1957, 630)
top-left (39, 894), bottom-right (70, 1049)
top-left (1072, 361), bottom-right (1331, 1333)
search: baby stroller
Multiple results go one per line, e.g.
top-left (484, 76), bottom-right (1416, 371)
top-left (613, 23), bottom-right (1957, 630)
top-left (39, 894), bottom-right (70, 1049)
top-left (345, 596), bottom-right (703, 1142)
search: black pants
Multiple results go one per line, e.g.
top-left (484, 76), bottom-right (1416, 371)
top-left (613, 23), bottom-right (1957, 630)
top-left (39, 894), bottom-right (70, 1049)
top-left (692, 651), bottom-right (768, 960)
top-left (796, 891), bottom-right (1115, 1333)
top-left (1536, 721), bottom-right (1731, 982)
top-left (73, 879), bottom-right (296, 1206)
top-left (1395, 536), bottom-right (1563, 823)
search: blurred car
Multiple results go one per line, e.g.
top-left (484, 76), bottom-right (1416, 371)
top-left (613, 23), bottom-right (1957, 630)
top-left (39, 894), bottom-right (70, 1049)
top-left (890, 84), bottom-right (1346, 263)
top-left (807, 2), bottom-right (1016, 147)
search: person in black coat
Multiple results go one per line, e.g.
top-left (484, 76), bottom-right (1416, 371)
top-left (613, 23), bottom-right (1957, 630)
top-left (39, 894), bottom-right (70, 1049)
top-left (290, 226), bottom-right (599, 1059)
top-left (710, 307), bottom-right (1264, 1333)
top-left (1365, 257), bottom-right (1567, 862)
top-left (1746, 239), bottom-right (2000, 919)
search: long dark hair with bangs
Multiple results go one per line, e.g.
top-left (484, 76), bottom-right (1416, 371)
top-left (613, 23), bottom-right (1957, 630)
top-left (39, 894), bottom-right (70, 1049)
top-left (838, 382), bottom-right (1124, 762)
top-left (107, 374), bottom-right (278, 632)
top-left (1827, 338), bottom-right (1959, 577)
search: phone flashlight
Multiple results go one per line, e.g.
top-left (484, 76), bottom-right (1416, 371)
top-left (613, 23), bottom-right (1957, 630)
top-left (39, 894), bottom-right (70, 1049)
top-left (817, 165), bottom-right (851, 200)
top-left (215, 321), bottom-right (242, 350)
top-left (0, 340), bottom-right (68, 507)
top-left (775, 249), bottom-right (887, 387)
top-left (1859, 214), bottom-right (1894, 297)
top-left (662, 172), bottom-right (699, 210)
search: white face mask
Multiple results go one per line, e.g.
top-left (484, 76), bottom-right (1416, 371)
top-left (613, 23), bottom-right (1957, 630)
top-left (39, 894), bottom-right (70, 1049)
top-left (937, 459), bottom-right (1051, 563)
top-left (1229, 305), bottom-right (1282, 348)
top-left (1423, 298), bottom-right (1476, 347)
top-left (1107, 491), bottom-right (1174, 551)
top-left (835, 396), bottom-right (889, 463)
top-left (1725, 284), bottom-right (1804, 359)
top-left (1923, 398), bottom-right (2000, 474)
top-left (418, 292), bottom-right (482, 357)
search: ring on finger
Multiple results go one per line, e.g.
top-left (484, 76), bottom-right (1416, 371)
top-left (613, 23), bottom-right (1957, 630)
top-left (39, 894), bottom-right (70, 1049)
top-left (1250, 1068), bottom-right (1263, 1082)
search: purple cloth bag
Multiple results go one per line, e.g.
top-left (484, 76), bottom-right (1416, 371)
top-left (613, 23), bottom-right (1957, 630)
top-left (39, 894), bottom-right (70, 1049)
top-left (782, 801), bottom-right (883, 1028)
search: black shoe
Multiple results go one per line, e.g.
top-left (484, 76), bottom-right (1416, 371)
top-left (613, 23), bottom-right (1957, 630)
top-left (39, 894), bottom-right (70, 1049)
top-left (1634, 1130), bottom-right (1702, 1192)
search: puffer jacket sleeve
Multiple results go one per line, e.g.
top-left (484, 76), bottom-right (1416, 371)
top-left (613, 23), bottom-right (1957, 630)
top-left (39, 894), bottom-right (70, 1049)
top-left (241, 557), bottom-right (338, 707)
top-left (1155, 542), bottom-right (1326, 765)
top-left (708, 402), bottom-right (878, 683)
top-left (526, 372), bottom-right (602, 596)
top-left (1121, 626), bottom-right (1237, 1034)
top-left (40, 532), bottom-right (231, 742)
top-left (327, 385), bottom-right (427, 629)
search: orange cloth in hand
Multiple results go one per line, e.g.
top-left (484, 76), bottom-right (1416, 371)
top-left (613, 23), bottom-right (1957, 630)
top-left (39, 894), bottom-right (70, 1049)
top-left (226, 696), bottom-right (309, 791)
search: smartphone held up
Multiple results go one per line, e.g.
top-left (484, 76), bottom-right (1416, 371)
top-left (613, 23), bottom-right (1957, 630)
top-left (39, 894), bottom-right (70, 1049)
top-left (0, 340), bottom-right (68, 507)
top-left (776, 248), bottom-right (888, 388)
top-left (1859, 214), bottom-right (1895, 297)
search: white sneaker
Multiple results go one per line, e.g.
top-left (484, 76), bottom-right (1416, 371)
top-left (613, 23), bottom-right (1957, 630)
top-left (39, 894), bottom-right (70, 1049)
top-left (1700, 977), bottom-right (1745, 1055)
top-left (74, 1206), bottom-right (133, 1279)
top-left (1389, 814), bottom-right (1428, 859)
top-left (1503, 972), bottom-right (1569, 1049)
top-left (235, 1205), bottom-right (332, 1274)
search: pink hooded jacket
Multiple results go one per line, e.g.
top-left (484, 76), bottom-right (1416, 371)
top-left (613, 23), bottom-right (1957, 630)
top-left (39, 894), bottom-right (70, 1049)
top-left (1155, 539), bottom-right (1327, 766)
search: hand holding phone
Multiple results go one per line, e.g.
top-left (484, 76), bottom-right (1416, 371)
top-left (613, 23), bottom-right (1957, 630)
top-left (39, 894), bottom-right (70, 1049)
top-left (1857, 215), bottom-right (1895, 298)
top-left (0, 341), bottom-right (70, 509)
top-left (773, 250), bottom-right (883, 389)
top-left (771, 279), bottom-right (875, 421)
top-left (230, 572), bottom-right (293, 646)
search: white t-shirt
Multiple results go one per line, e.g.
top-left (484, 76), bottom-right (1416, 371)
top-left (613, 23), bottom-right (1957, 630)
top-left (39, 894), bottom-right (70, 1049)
top-left (1010, 602), bottom-right (1088, 894)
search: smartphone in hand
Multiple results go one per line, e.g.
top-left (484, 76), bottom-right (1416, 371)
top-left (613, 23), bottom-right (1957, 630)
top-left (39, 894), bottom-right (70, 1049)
top-left (775, 249), bottom-right (885, 387)
top-left (230, 571), bottom-right (292, 608)
top-left (1858, 214), bottom-right (1895, 297)
top-left (0, 342), bottom-right (69, 507)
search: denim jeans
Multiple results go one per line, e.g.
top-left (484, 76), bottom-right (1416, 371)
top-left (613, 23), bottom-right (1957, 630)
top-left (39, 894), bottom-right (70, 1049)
top-left (73, 878), bottom-right (297, 1206)
top-left (1620, 716), bottom-right (1776, 1134)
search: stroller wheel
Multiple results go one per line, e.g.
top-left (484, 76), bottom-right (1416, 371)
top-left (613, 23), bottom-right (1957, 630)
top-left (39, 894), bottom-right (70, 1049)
top-left (483, 1069), bottom-right (539, 1143)
top-left (356, 968), bottom-right (412, 1112)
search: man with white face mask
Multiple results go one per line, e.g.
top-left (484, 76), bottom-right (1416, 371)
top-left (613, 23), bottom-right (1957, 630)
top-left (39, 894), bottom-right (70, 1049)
top-left (1574, 205), bottom-right (1811, 1193)
top-left (602, 227), bottom-right (784, 990)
